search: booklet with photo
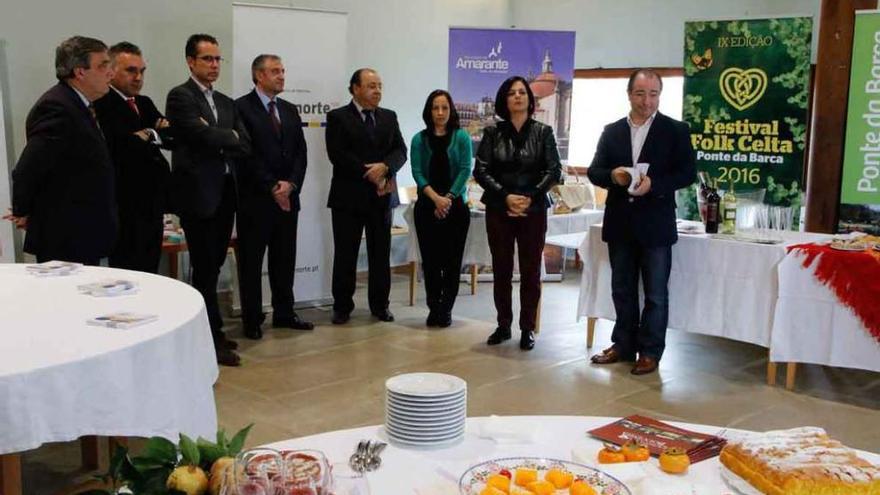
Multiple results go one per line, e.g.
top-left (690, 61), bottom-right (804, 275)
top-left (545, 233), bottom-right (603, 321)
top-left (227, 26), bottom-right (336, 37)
top-left (87, 312), bottom-right (158, 329)
top-left (26, 260), bottom-right (83, 276)
top-left (588, 415), bottom-right (726, 463)
top-left (77, 279), bottom-right (138, 297)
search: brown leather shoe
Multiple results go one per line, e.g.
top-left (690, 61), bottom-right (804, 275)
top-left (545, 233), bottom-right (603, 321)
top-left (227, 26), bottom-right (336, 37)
top-left (590, 346), bottom-right (636, 364)
top-left (631, 356), bottom-right (659, 375)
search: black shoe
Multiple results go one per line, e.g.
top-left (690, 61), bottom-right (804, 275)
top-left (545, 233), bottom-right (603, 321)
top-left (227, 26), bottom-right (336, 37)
top-left (372, 309), bottom-right (395, 322)
top-left (426, 310), bottom-right (440, 327)
top-left (331, 310), bottom-right (350, 325)
top-left (219, 336), bottom-right (239, 350)
top-left (437, 311), bottom-right (452, 328)
top-left (487, 326), bottom-right (512, 345)
top-left (243, 325), bottom-right (262, 340)
top-left (216, 347), bottom-right (241, 366)
top-left (519, 330), bottom-right (536, 350)
top-left (273, 314), bottom-right (314, 331)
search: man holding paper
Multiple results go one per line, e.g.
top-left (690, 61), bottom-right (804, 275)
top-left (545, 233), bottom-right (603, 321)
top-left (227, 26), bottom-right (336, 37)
top-left (586, 69), bottom-right (696, 375)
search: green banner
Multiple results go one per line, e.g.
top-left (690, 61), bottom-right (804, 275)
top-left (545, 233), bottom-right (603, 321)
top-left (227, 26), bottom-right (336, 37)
top-left (839, 11), bottom-right (880, 234)
top-left (680, 17), bottom-right (812, 225)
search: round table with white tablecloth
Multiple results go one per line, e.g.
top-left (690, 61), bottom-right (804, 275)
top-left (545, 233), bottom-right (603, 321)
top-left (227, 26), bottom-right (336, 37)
top-left (0, 263), bottom-right (219, 458)
top-left (263, 415), bottom-right (879, 495)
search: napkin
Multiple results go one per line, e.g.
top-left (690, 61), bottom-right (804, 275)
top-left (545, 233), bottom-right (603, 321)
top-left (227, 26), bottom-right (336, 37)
top-left (476, 415), bottom-right (540, 444)
top-left (627, 162), bottom-right (650, 194)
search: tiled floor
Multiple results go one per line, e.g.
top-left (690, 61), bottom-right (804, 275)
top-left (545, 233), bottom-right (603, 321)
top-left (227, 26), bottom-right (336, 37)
top-left (20, 270), bottom-right (880, 492)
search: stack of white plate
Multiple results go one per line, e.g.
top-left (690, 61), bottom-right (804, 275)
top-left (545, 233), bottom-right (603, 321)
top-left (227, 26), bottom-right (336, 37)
top-left (384, 372), bottom-right (467, 447)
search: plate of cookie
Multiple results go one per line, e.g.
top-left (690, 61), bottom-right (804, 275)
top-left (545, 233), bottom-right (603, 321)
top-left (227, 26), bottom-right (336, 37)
top-left (459, 457), bottom-right (630, 495)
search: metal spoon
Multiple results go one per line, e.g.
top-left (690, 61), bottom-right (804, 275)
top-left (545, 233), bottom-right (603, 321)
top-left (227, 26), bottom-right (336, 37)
top-left (365, 441), bottom-right (387, 471)
top-left (349, 439), bottom-right (369, 472)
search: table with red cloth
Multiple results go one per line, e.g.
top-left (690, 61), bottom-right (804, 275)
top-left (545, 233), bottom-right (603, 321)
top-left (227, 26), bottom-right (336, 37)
top-left (770, 242), bottom-right (880, 380)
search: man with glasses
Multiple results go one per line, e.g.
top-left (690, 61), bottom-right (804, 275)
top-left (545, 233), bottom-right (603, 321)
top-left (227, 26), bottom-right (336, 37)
top-left (166, 33), bottom-right (251, 366)
top-left (94, 41), bottom-right (173, 274)
top-left (7, 36), bottom-right (116, 265)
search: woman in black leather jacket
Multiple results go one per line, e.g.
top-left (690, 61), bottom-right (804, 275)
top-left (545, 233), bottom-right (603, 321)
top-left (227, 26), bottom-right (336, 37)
top-left (473, 75), bottom-right (562, 350)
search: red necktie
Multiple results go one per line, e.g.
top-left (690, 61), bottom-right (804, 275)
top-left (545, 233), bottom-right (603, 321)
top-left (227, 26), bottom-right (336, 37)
top-left (268, 100), bottom-right (281, 136)
top-left (126, 97), bottom-right (139, 116)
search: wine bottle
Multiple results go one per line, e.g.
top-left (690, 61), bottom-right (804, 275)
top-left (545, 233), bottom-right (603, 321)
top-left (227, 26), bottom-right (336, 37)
top-left (721, 180), bottom-right (737, 234)
top-left (697, 171), bottom-right (711, 222)
top-left (705, 179), bottom-right (720, 234)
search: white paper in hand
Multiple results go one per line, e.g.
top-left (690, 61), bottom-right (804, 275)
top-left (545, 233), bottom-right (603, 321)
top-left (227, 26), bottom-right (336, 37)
top-left (627, 163), bottom-right (650, 194)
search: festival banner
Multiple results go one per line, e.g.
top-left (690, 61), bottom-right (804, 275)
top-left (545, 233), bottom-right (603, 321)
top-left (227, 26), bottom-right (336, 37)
top-left (681, 17), bottom-right (813, 227)
top-left (839, 11), bottom-right (880, 235)
top-left (0, 79), bottom-right (13, 262)
top-left (448, 28), bottom-right (575, 160)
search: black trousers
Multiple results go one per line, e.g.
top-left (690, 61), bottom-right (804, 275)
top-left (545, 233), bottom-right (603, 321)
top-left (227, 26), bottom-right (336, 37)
top-left (236, 192), bottom-right (299, 327)
top-left (608, 240), bottom-right (672, 360)
top-left (180, 175), bottom-right (237, 342)
top-left (414, 196), bottom-right (469, 313)
top-left (109, 205), bottom-right (163, 273)
top-left (331, 202), bottom-right (391, 315)
top-left (485, 207), bottom-right (547, 331)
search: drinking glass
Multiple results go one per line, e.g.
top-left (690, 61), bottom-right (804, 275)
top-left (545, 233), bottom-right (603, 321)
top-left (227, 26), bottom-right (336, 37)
top-left (329, 462), bottom-right (371, 495)
top-left (235, 448), bottom-right (283, 495)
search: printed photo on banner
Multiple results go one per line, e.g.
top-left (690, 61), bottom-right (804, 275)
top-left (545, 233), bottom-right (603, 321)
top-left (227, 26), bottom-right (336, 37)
top-left (448, 28), bottom-right (575, 161)
top-left (839, 11), bottom-right (880, 235)
top-left (681, 17), bottom-right (812, 229)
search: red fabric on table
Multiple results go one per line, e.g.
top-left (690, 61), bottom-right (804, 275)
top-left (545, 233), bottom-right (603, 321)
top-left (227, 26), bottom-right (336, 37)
top-left (787, 243), bottom-right (880, 345)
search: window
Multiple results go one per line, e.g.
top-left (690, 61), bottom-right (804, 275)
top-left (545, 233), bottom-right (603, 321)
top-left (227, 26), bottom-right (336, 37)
top-left (568, 68), bottom-right (684, 167)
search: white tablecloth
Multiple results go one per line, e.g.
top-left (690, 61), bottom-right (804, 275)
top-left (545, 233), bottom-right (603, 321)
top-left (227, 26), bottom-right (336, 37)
top-left (263, 415), bottom-right (879, 495)
top-left (404, 207), bottom-right (605, 266)
top-left (771, 253), bottom-right (880, 372)
top-left (577, 225), bottom-right (830, 347)
top-left (0, 264), bottom-right (219, 455)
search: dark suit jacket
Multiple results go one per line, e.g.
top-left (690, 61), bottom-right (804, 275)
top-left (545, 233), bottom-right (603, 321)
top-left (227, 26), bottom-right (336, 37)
top-left (325, 102), bottom-right (406, 210)
top-left (165, 78), bottom-right (251, 219)
top-left (234, 90), bottom-right (307, 211)
top-left (12, 82), bottom-right (117, 261)
top-left (588, 112), bottom-right (696, 247)
top-left (94, 89), bottom-right (173, 216)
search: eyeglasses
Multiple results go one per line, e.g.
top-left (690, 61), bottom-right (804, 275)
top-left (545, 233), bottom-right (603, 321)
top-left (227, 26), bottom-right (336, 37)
top-left (196, 55), bottom-right (223, 64)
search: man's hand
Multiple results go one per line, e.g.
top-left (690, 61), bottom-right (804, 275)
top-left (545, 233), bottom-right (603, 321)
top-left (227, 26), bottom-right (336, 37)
top-left (505, 194), bottom-right (531, 217)
top-left (363, 162), bottom-right (389, 185)
top-left (272, 181), bottom-right (294, 212)
top-left (611, 167), bottom-right (632, 186)
top-left (3, 209), bottom-right (27, 230)
top-left (630, 174), bottom-right (652, 196)
top-left (155, 118), bottom-right (170, 129)
top-left (133, 129), bottom-right (152, 142)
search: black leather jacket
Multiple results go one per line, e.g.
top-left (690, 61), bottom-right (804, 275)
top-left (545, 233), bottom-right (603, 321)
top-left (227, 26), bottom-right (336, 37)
top-left (473, 119), bottom-right (562, 212)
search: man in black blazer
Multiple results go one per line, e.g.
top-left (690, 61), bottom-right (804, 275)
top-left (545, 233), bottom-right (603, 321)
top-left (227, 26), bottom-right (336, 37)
top-left (587, 69), bottom-right (696, 375)
top-left (325, 68), bottom-right (407, 324)
top-left (7, 36), bottom-right (116, 265)
top-left (235, 54), bottom-right (314, 339)
top-left (94, 42), bottom-right (173, 273)
top-left (166, 34), bottom-right (250, 366)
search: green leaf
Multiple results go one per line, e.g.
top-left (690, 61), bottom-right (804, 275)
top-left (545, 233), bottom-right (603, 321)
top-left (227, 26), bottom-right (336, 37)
top-left (140, 436), bottom-right (178, 465)
top-left (197, 437), bottom-right (227, 468)
top-left (228, 423), bottom-right (254, 455)
top-left (131, 466), bottom-right (173, 494)
top-left (217, 429), bottom-right (229, 452)
top-left (179, 433), bottom-right (200, 466)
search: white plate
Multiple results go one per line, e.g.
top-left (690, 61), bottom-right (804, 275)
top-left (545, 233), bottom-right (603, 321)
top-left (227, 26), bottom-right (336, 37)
top-left (385, 372), bottom-right (466, 397)
top-left (385, 410), bottom-right (465, 427)
top-left (386, 425), bottom-right (465, 441)
top-left (386, 397), bottom-right (466, 414)
top-left (719, 465), bottom-right (762, 495)
top-left (385, 394), bottom-right (466, 409)
top-left (459, 457), bottom-right (631, 495)
top-left (385, 405), bottom-right (467, 421)
top-left (830, 244), bottom-right (867, 251)
top-left (385, 417), bottom-right (465, 435)
top-left (386, 389), bottom-right (466, 403)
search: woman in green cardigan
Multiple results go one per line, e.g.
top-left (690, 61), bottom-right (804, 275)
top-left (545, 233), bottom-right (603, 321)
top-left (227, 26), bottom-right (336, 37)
top-left (410, 89), bottom-right (473, 327)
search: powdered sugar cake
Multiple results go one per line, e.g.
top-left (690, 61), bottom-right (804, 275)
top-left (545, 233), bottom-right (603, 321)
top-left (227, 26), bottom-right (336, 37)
top-left (719, 426), bottom-right (880, 494)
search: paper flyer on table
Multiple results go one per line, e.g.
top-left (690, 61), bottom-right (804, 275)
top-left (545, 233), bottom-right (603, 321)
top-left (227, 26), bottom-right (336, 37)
top-left (87, 312), bottom-right (158, 329)
top-left (77, 279), bottom-right (139, 297)
top-left (627, 163), bottom-right (650, 194)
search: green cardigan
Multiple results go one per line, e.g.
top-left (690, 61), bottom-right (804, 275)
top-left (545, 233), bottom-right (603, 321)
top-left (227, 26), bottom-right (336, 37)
top-left (410, 128), bottom-right (473, 200)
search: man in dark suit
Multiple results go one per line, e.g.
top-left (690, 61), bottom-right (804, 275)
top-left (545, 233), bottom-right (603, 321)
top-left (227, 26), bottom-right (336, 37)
top-left (587, 69), bottom-right (696, 375)
top-left (7, 36), bottom-right (116, 265)
top-left (94, 41), bottom-right (173, 273)
top-left (325, 68), bottom-right (407, 324)
top-left (166, 34), bottom-right (250, 366)
top-left (235, 54), bottom-right (314, 339)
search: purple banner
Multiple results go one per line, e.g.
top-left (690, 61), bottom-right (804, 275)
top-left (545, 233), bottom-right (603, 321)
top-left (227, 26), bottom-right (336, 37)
top-left (448, 27), bottom-right (576, 160)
